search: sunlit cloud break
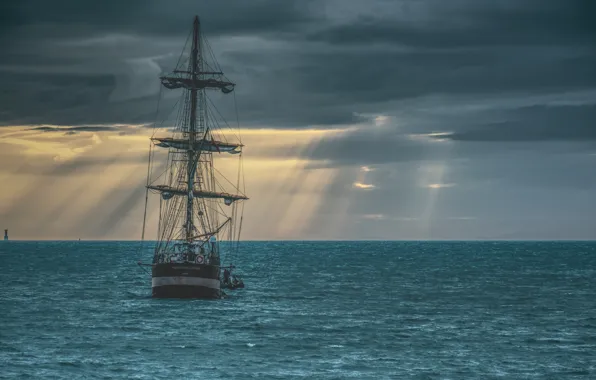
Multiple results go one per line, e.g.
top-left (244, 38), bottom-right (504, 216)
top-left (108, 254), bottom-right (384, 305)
top-left (427, 183), bottom-right (455, 189)
top-left (408, 132), bottom-right (454, 143)
top-left (374, 115), bottom-right (389, 127)
top-left (353, 182), bottom-right (375, 190)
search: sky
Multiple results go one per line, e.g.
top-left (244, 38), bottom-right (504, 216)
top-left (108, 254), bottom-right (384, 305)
top-left (1, 0), bottom-right (595, 240)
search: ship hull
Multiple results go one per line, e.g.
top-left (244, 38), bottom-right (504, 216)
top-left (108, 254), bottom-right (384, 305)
top-left (152, 263), bottom-right (220, 299)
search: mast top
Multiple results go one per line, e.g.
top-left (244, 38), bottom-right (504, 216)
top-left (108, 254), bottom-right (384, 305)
top-left (158, 16), bottom-right (235, 93)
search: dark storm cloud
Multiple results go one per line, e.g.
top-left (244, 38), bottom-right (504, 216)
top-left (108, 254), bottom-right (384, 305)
top-left (1, 0), bottom-right (318, 38)
top-left (1, 0), bottom-right (594, 130)
top-left (282, 1), bottom-right (596, 111)
top-left (291, 47), bottom-right (596, 106)
top-left (0, 0), bottom-right (321, 126)
top-left (440, 105), bottom-right (596, 142)
top-left (306, 0), bottom-right (596, 48)
top-left (0, 72), bottom-right (112, 126)
top-left (29, 125), bottom-right (121, 133)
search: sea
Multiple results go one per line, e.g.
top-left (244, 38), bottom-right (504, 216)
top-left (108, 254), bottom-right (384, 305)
top-left (0, 241), bottom-right (595, 379)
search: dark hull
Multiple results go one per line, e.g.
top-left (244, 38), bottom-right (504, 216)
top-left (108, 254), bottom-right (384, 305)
top-left (152, 262), bottom-right (220, 299)
top-left (152, 284), bottom-right (220, 299)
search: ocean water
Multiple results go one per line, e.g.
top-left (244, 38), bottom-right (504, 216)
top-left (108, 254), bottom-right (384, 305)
top-left (0, 241), bottom-right (595, 379)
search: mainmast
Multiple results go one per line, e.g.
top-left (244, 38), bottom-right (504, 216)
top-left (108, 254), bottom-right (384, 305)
top-left (146, 15), bottom-right (248, 258)
top-left (186, 16), bottom-right (200, 243)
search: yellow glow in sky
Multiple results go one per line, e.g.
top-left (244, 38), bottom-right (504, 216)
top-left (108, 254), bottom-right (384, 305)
top-left (0, 125), bottom-right (344, 240)
top-left (353, 182), bottom-right (375, 189)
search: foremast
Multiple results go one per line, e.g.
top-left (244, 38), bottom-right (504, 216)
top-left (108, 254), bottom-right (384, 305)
top-left (146, 15), bottom-right (247, 262)
top-left (186, 16), bottom-right (199, 244)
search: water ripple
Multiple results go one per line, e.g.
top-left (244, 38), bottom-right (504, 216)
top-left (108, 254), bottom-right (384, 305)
top-left (0, 241), bottom-right (595, 379)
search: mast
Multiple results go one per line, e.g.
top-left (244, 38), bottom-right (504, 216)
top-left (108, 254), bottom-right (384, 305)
top-left (186, 16), bottom-right (199, 243)
top-left (145, 15), bottom-right (247, 261)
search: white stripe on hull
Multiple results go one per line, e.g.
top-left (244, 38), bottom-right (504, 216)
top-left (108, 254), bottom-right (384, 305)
top-left (152, 276), bottom-right (220, 290)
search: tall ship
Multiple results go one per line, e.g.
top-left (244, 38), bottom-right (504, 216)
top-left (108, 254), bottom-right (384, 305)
top-left (141, 16), bottom-right (248, 298)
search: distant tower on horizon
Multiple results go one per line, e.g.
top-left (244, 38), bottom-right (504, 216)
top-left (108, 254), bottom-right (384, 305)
top-left (3, 229), bottom-right (7, 241)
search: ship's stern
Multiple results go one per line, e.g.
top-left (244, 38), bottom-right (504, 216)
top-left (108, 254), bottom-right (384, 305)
top-left (151, 263), bottom-right (221, 299)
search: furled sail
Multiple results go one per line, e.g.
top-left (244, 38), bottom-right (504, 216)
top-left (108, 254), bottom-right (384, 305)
top-left (160, 76), bottom-right (235, 93)
top-left (147, 185), bottom-right (248, 204)
top-left (151, 137), bottom-right (242, 153)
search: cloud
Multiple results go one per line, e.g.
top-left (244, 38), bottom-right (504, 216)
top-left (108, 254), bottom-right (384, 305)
top-left (0, 1), bottom-right (322, 127)
top-left (427, 183), bottom-right (455, 189)
top-left (274, 115), bottom-right (459, 168)
top-left (307, 0), bottom-right (595, 48)
top-left (353, 182), bottom-right (375, 189)
top-left (1, 1), bottom-right (320, 39)
top-left (1, 0), bottom-right (594, 130)
top-left (2, 0), bottom-right (596, 240)
top-left (435, 104), bottom-right (596, 142)
top-left (29, 125), bottom-right (124, 133)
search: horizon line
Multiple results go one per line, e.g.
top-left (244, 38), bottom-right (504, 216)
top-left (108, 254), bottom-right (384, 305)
top-left (2, 239), bottom-right (596, 243)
